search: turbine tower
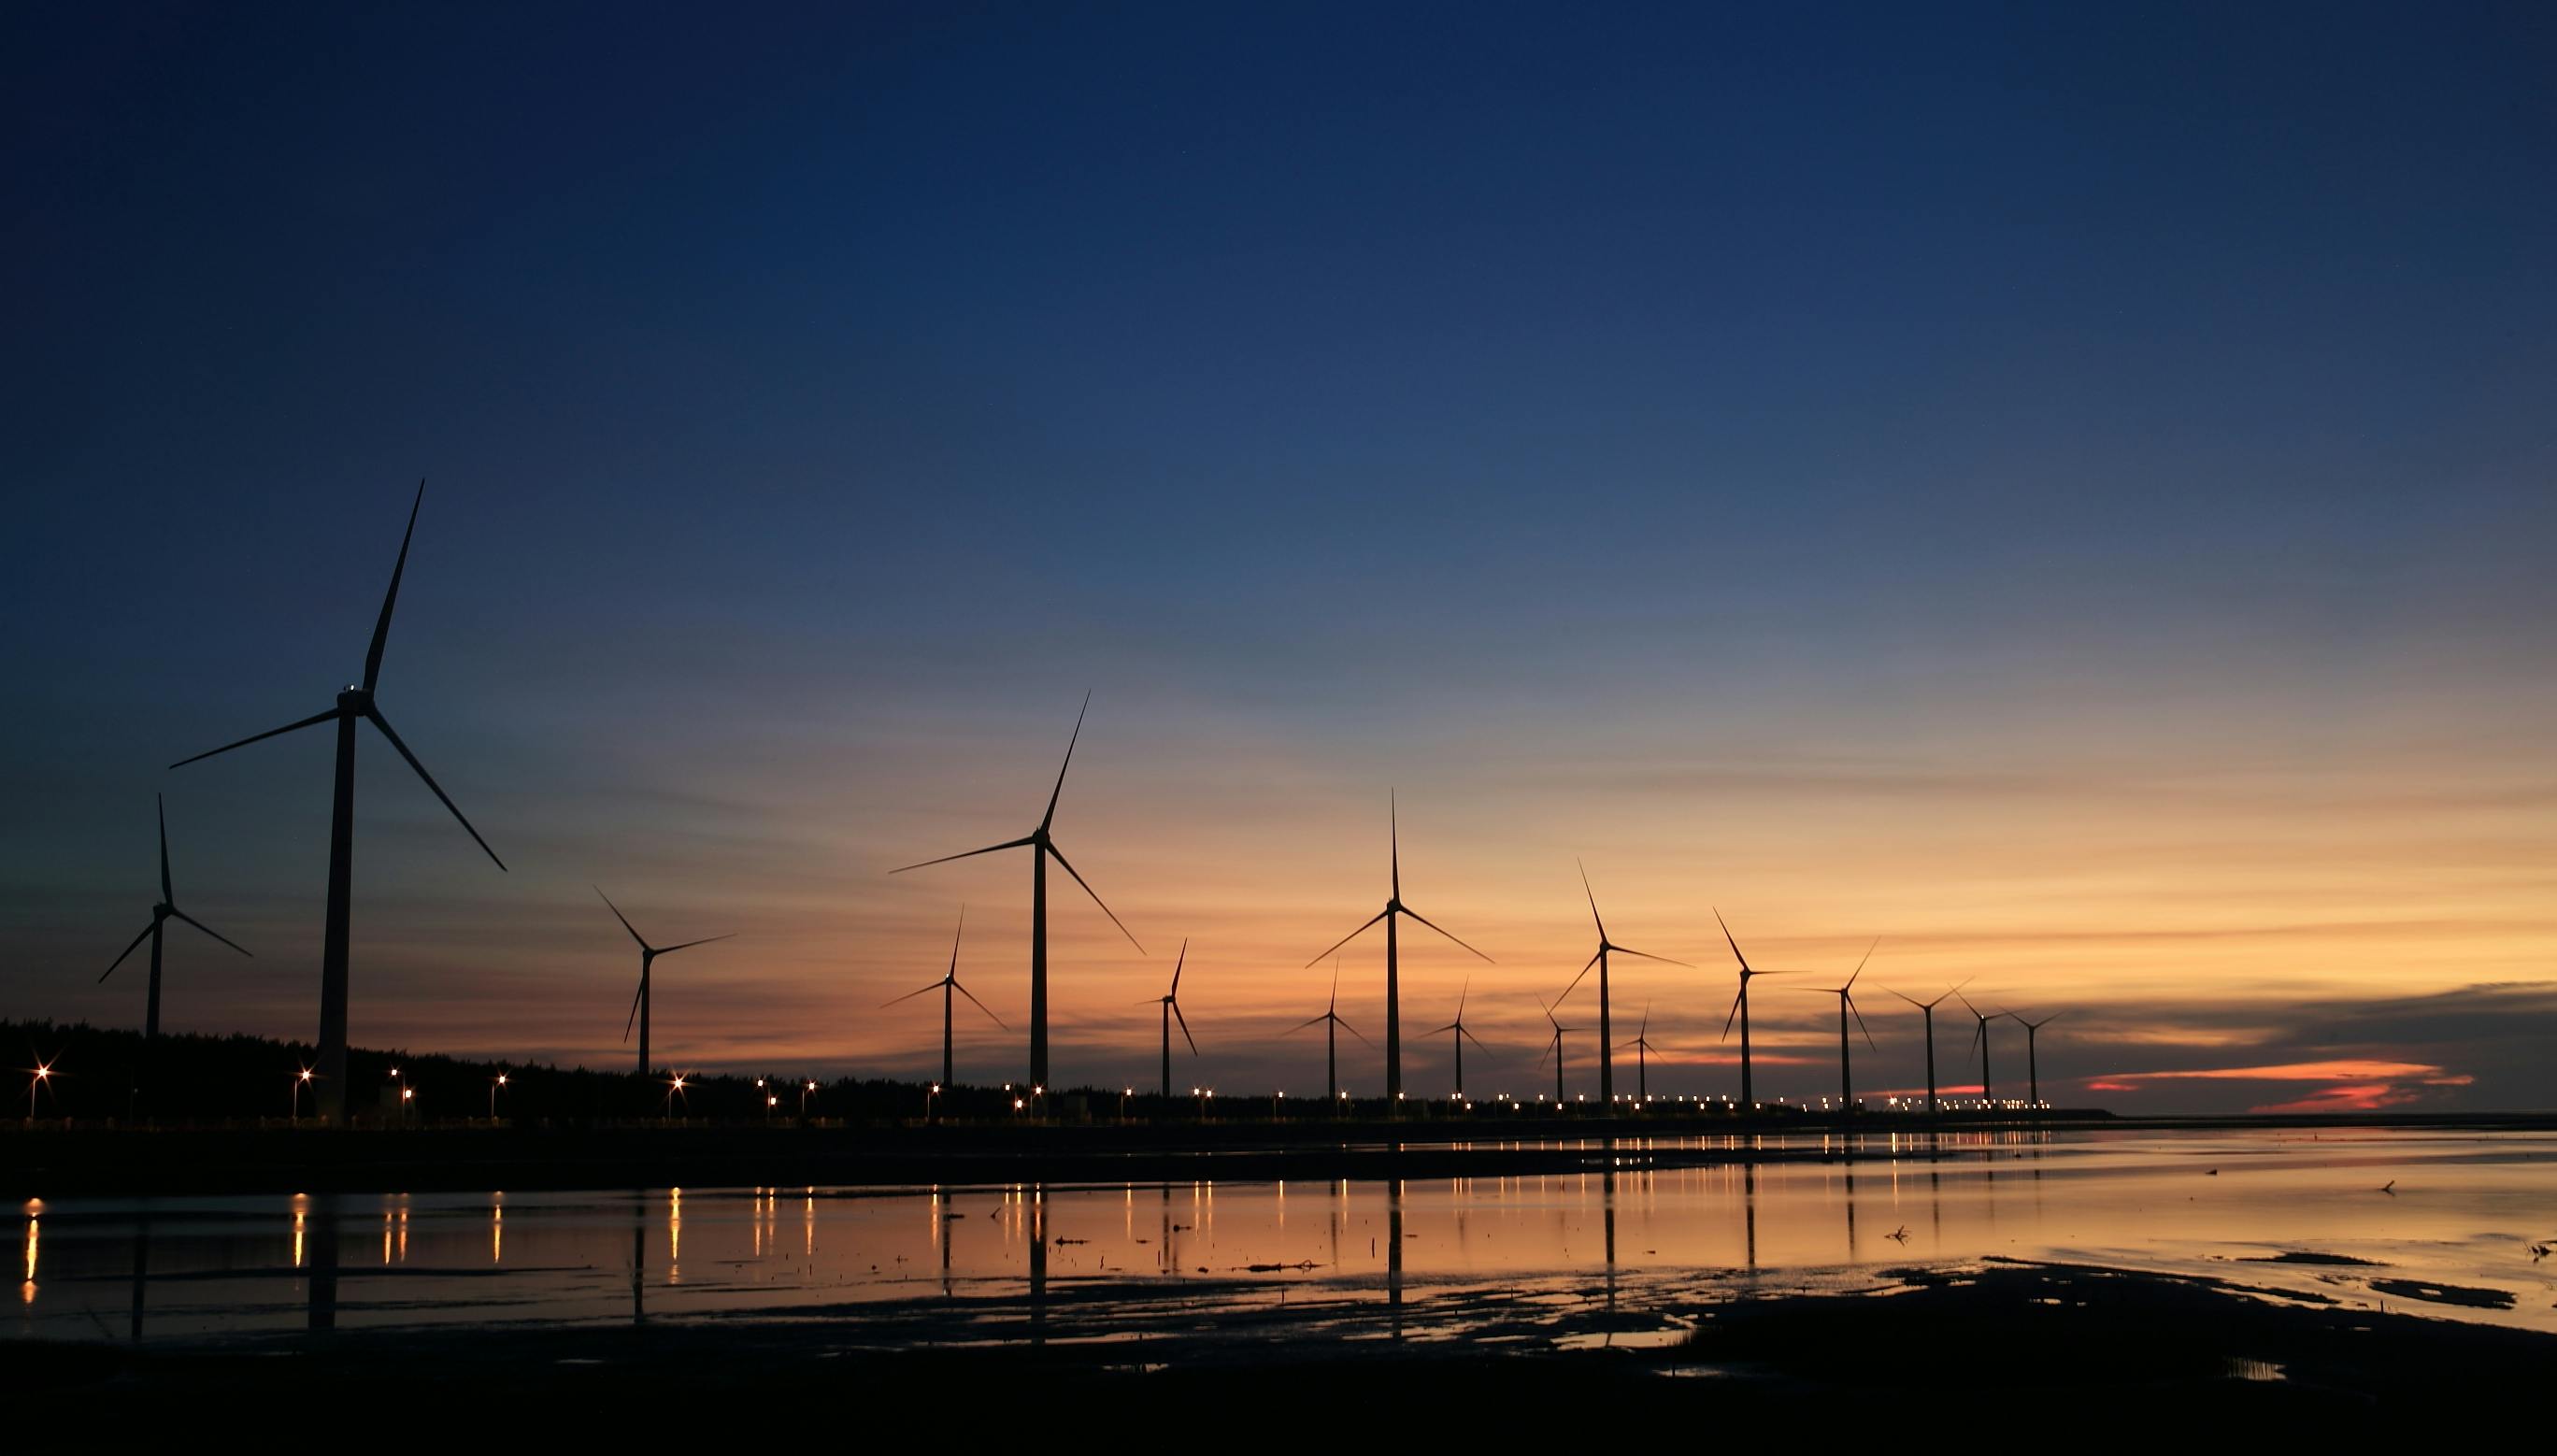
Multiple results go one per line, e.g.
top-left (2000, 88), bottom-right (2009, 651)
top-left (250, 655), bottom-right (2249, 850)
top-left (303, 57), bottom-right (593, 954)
top-left (101, 794), bottom-right (251, 1040)
top-left (893, 693), bottom-right (1143, 1090)
top-left (1615, 1004), bottom-right (1659, 1104)
top-left (1536, 998), bottom-right (1580, 1106)
top-left (1554, 863), bottom-right (1687, 1112)
top-left (1306, 793), bottom-right (1491, 1110)
top-left (2007, 1010), bottom-right (2063, 1106)
top-left (1797, 938), bottom-right (1879, 1111)
top-left (1285, 958), bottom-right (1369, 1105)
top-left (1885, 980), bottom-right (1968, 1115)
top-left (882, 906), bottom-right (1006, 1088)
top-left (170, 480), bottom-right (505, 1123)
top-left (1423, 977), bottom-right (1492, 1101)
top-left (1146, 940), bottom-right (1196, 1100)
top-left (596, 888), bottom-right (734, 1077)
top-left (1958, 991), bottom-right (1998, 1106)
top-left (1712, 910), bottom-right (1786, 1109)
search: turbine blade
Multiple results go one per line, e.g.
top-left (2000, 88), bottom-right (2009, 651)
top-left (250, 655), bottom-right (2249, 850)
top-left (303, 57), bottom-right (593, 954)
top-left (594, 887), bottom-right (648, 949)
top-left (1424, 1021), bottom-right (1459, 1035)
top-left (1039, 691), bottom-right (1092, 832)
top-left (1712, 907), bottom-right (1752, 975)
top-left (1169, 938), bottom-right (1187, 997)
top-left (622, 973), bottom-right (645, 1042)
top-left (1846, 935), bottom-right (1879, 991)
top-left (169, 909), bottom-right (251, 957)
top-left (363, 479), bottom-right (426, 692)
top-left (1047, 841), bottom-right (1144, 952)
top-left (1305, 909), bottom-right (1388, 967)
top-left (1578, 859), bottom-right (1606, 939)
top-left (1172, 1001), bottom-right (1196, 1055)
top-left (168, 707), bottom-right (337, 770)
top-left (1329, 958), bottom-right (1340, 1013)
top-left (1456, 975), bottom-right (1470, 1021)
top-left (1720, 988), bottom-right (1745, 1041)
top-left (656, 934), bottom-right (735, 956)
top-left (892, 836), bottom-right (1036, 874)
top-left (951, 978), bottom-right (1007, 1029)
top-left (1399, 905), bottom-right (1493, 962)
top-left (1611, 945), bottom-right (1693, 968)
top-left (100, 922), bottom-right (155, 982)
top-left (949, 905), bottom-right (966, 976)
top-left (365, 709), bottom-right (506, 871)
top-left (1337, 1017), bottom-right (1373, 1047)
top-left (1459, 1025), bottom-right (1490, 1051)
top-left (879, 981), bottom-right (943, 1008)
top-left (157, 793), bottom-right (172, 902)
top-left (1285, 1014), bottom-right (1332, 1034)
top-left (1884, 987), bottom-right (1927, 1009)
top-left (1850, 997), bottom-right (1876, 1050)
top-left (1556, 949), bottom-right (1601, 1004)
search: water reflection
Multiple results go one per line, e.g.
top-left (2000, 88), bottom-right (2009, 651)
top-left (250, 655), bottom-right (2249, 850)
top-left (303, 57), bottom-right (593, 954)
top-left (9, 1128), bottom-right (2555, 1350)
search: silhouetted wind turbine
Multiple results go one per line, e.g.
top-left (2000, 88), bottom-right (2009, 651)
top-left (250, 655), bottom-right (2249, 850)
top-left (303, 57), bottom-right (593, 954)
top-left (169, 480), bottom-right (504, 1122)
top-left (1306, 793), bottom-right (1492, 1109)
top-left (893, 693), bottom-right (1143, 1090)
top-left (1616, 1003), bottom-right (1660, 1104)
top-left (882, 906), bottom-right (1006, 1088)
top-left (1145, 939), bottom-right (1196, 1099)
top-left (1536, 998), bottom-right (1580, 1106)
top-left (101, 794), bottom-right (251, 1041)
top-left (1423, 977), bottom-right (1492, 1100)
top-left (1885, 980), bottom-right (1970, 1115)
top-left (1797, 938), bottom-right (1879, 1110)
top-left (1285, 958), bottom-right (1369, 1104)
top-left (1713, 910), bottom-right (1787, 1108)
top-left (596, 888), bottom-right (734, 1077)
top-left (1957, 991), bottom-right (1998, 1106)
top-left (2007, 1010), bottom-right (2063, 1106)
top-left (1554, 863), bottom-right (1689, 1111)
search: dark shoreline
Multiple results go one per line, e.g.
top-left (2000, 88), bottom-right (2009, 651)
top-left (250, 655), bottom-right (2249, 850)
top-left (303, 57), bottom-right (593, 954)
top-left (8, 1260), bottom-right (2550, 1439)
top-left (7, 1109), bottom-right (2552, 1199)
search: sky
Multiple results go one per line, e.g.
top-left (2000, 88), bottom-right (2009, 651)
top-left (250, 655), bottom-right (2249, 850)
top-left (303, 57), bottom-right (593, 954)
top-left (5, 2), bottom-right (2553, 1115)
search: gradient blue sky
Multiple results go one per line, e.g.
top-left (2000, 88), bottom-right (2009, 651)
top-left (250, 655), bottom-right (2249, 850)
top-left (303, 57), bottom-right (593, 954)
top-left (6, 3), bottom-right (2554, 1112)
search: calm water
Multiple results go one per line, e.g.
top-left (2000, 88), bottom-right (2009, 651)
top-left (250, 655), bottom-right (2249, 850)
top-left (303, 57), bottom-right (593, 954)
top-left (15, 1128), bottom-right (2557, 1351)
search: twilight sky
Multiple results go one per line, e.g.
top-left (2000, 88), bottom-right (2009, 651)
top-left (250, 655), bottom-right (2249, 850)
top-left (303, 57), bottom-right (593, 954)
top-left (6, 3), bottom-right (2553, 1114)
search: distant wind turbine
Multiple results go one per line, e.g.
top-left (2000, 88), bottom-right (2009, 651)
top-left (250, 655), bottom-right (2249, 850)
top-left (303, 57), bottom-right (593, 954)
top-left (1615, 1003), bottom-right (1660, 1104)
top-left (893, 693), bottom-right (1143, 1090)
top-left (1285, 958), bottom-right (1369, 1105)
top-left (170, 480), bottom-right (505, 1123)
top-left (1306, 793), bottom-right (1492, 1109)
top-left (1423, 977), bottom-right (1492, 1101)
top-left (1145, 939), bottom-right (1197, 1099)
top-left (2007, 1010), bottom-right (2063, 1106)
top-left (100, 794), bottom-right (251, 1040)
top-left (1536, 998), bottom-right (1581, 1106)
top-left (596, 888), bottom-right (734, 1078)
top-left (1554, 863), bottom-right (1689, 1111)
top-left (882, 906), bottom-right (1006, 1088)
top-left (1712, 910), bottom-right (1787, 1108)
top-left (1796, 938), bottom-right (1880, 1110)
top-left (1957, 991), bottom-right (1998, 1106)
top-left (1885, 980), bottom-right (1970, 1115)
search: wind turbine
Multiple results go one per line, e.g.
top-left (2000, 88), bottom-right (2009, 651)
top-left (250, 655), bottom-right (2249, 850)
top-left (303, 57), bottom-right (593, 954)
top-left (1145, 939), bottom-right (1196, 1099)
top-left (1305, 793), bottom-right (1492, 1109)
top-left (1554, 863), bottom-right (1689, 1111)
top-left (881, 906), bottom-right (1006, 1089)
top-left (1797, 938), bottom-right (1879, 1111)
top-left (1957, 991), bottom-right (1998, 1106)
top-left (2007, 1010), bottom-right (2063, 1106)
top-left (1423, 977), bottom-right (1492, 1101)
top-left (169, 480), bottom-right (505, 1123)
top-left (893, 693), bottom-right (1143, 1090)
top-left (596, 888), bottom-right (734, 1077)
top-left (101, 794), bottom-right (251, 1040)
top-left (1885, 980), bottom-right (1969, 1115)
top-left (1285, 958), bottom-right (1369, 1105)
top-left (1712, 910), bottom-right (1786, 1108)
top-left (1615, 1004), bottom-right (1660, 1104)
top-left (1536, 998), bottom-right (1580, 1106)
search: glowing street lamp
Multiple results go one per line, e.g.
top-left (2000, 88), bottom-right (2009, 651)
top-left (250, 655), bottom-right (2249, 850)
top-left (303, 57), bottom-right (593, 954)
top-left (293, 1066), bottom-right (313, 1121)
top-left (800, 1080), bottom-right (817, 1117)
top-left (26, 1060), bottom-right (56, 1119)
top-left (490, 1071), bottom-right (508, 1120)
top-left (926, 1082), bottom-right (941, 1121)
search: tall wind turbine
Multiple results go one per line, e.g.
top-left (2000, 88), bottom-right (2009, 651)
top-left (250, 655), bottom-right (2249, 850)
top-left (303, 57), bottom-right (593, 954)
top-left (1885, 980), bottom-right (1969, 1115)
top-left (2007, 1010), bottom-right (2063, 1106)
top-left (1957, 991), bottom-right (1998, 1106)
top-left (1536, 998), bottom-right (1580, 1106)
top-left (1712, 910), bottom-right (1786, 1108)
top-left (1616, 1004), bottom-right (1660, 1104)
top-left (1145, 940), bottom-right (1196, 1099)
top-left (1423, 977), bottom-right (1492, 1101)
top-left (1285, 958), bottom-right (1369, 1105)
top-left (170, 480), bottom-right (505, 1123)
top-left (893, 693), bottom-right (1143, 1090)
top-left (1555, 863), bottom-right (1688, 1111)
top-left (1797, 938), bottom-right (1879, 1110)
top-left (596, 888), bottom-right (734, 1077)
top-left (101, 795), bottom-right (252, 1041)
top-left (1306, 793), bottom-right (1492, 1108)
top-left (881, 906), bottom-right (1006, 1088)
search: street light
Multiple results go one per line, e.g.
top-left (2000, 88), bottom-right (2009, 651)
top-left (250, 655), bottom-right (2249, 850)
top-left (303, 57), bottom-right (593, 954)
top-left (292, 1066), bottom-right (313, 1121)
top-left (926, 1082), bottom-right (940, 1121)
top-left (800, 1080), bottom-right (817, 1117)
top-left (490, 1071), bottom-right (508, 1120)
top-left (26, 1060), bottom-right (55, 1119)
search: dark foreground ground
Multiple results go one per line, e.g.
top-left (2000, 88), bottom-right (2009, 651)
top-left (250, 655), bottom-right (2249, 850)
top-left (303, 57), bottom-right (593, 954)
top-left (8, 1262), bottom-right (2549, 1443)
